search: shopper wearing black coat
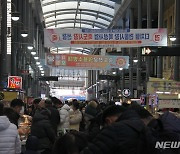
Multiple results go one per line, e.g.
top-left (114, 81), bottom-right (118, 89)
top-left (44, 99), bottom-right (60, 135)
top-left (31, 108), bottom-right (56, 154)
top-left (80, 110), bottom-right (147, 154)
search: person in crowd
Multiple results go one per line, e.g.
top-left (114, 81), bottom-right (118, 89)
top-left (31, 108), bottom-right (56, 154)
top-left (50, 97), bottom-right (63, 109)
top-left (44, 99), bottom-right (60, 135)
top-left (129, 104), bottom-right (180, 154)
top-left (57, 102), bottom-right (70, 136)
top-left (69, 100), bottom-right (82, 131)
top-left (10, 98), bottom-right (24, 127)
top-left (31, 98), bottom-right (42, 117)
top-left (102, 105), bottom-right (127, 127)
top-left (3, 106), bottom-right (28, 137)
top-left (3, 107), bottom-right (19, 126)
top-left (80, 108), bottom-right (151, 154)
top-left (0, 102), bottom-right (21, 154)
top-left (24, 135), bottom-right (39, 154)
top-left (130, 103), bottom-right (180, 135)
top-left (79, 103), bottom-right (86, 131)
top-left (129, 104), bottom-right (154, 126)
top-left (85, 105), bottom-right (127, 141)
top-left (84, 100), bottom-right (98, 130)
top-left (97, 102), bottom-right (107, 112)
top-left (121, 101), bottom-right (130, 108)
top-left (64, 100), bottom-right (69, 105)
top-left (85, 101), bottom-right (98, 117)
top-left (25, 105), bottom-right (33, 116)
top-left (52, 130), bottom-right (88, 154)
top-left (86, 112), bottom-right (103, 141)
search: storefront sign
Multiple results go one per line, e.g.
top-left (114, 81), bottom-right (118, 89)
top-left (46, 53), bottom-right (129, 70)
top-left (44, 28), bottom-right (167, 48)
top-left (8, 76), bottom-right (22, 89)
top-left (158, 100), bottom-right (180, 108)
top-left (147, 77), bottom-right (180, 99)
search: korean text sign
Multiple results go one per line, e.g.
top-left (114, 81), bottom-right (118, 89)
top-left (8, 76), bottom-right (22, 89)
top-left (44, 28), bottom-right (167, 48)
top-left (46, 53), bottom-right (129, 70)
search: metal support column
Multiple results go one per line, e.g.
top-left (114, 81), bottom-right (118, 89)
top-left (146, 0), bottom-right (152, 81)
top-left (136, 0), bottom-right (142, 97)
top-left (11, 0), bottom-right (18, 75)
top-left (129, 8), bottom-right (134, 98)
top-left (121, 18), bottom-right (126, 92)
top-left (157, 0), bottom-right (164, 78)
top-left (174, 0), bottom-right (180, 81)
top-left (0, 0), bottom-right (7, 87)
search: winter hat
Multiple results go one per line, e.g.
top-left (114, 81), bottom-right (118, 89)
top-left (102, 105), bottom-right (127, 124)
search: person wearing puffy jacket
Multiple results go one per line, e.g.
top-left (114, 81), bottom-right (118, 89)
top-left (69, 101), bottom-right (82, 131)
top-left (0, 102), bottom-right (21, 154)
top-left (57, 104), bottom-right (70, 136)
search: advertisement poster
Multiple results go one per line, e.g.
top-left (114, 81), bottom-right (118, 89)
top-left (46, 53), bottom-right (129, 70)
top-left (44, 28), bottom-right (167, 48)
top-left (147, 77), bottom-right (180, 99)
top-left (8, 76), bottom-right (22, 89)
top-left (158, 100), bottom-right (180, 109)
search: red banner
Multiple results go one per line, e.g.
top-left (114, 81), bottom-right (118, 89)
top-left (8, 76), bottom-right (22, 89)
top-left (46, 53), bottom-right (129, 70)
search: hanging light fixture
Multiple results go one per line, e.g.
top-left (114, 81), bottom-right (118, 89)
top-left (27, 45), bottom-right (33, 50)
top-left (34, 56), bottom-right (39, 60)
top-left (36, 62), bottom-right (40, 65)
top-left (31, 51), bottom-right (36, 55)
top-left (21, 30), bottom-right (28, 37)
top-left (169, 35), bottom-right (176, 41)
top-left (133, 59), bottom-right (138, 63)
top-left (11, 11), bottom-right (20, 21)
top-left (8, 1), bottom-right (20, 21)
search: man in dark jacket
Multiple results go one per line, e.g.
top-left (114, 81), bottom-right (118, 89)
top-left (81, 110), bottom-right (149, 154)
top-left (10, 98), bottom-right (24, 127)
top-left (31, 108), bottom-right (56, 154)
top-left (44, 99), bottom-right (60, 135)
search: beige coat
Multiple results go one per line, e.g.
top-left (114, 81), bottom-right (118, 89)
top-left (69, 109), bottom-right (82, 131)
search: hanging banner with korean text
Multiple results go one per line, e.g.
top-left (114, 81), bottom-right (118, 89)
top-left (46, 53), bottom-right (129, 70)
top-left (158, 100), bottom-right (180, 109)
top-left (8, 76), bottom-right (22, 89)
top-left (44, 28), bottom-right (167, 48)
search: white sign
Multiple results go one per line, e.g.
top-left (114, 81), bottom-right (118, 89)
top-left (44, 28), bottom-right (167, 48)
top-left (158, 100), bottom-right (180, 108)
top-left (155, 141), bottom-right (180, 149)
top-left (122, 89), bottom-right (131, 97)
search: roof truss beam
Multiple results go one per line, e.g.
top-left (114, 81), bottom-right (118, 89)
top-left (46, 20), bottom-right (106, 29)
top-left (42, 0), bottom-right (114, 9)
top-left (45, 18), bottom-right (109, 27)
top-left (43, 8), bottom-right (113, 18)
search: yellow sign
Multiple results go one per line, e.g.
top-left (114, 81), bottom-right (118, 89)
top-left (147, 77), bottom-right (180, 99)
